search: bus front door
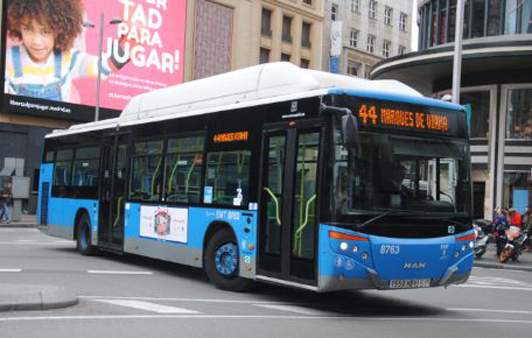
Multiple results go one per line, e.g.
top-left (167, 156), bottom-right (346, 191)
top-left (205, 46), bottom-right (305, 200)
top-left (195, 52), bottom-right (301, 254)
top-left (99, 133), bottom-right (129, 250)
top-left (258, 123), bottom-right (321, 286)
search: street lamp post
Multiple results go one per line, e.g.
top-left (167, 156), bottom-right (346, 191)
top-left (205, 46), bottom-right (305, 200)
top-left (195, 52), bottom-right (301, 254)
top-left (84, 14), bottom-right (122, 122)
top-left (451, 0), bottom-right (465, 105)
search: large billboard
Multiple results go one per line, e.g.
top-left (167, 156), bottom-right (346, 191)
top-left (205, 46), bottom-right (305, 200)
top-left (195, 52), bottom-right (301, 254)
top-left (1, 0), bottom-right (186, 122)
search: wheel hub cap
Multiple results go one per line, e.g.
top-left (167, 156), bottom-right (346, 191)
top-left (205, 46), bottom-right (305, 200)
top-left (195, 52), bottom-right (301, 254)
top-left (214, 243), bottom-right (238, 276)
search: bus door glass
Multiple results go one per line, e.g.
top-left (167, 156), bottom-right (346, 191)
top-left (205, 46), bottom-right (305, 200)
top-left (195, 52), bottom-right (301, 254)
top-left (99, 133), bottom-right (129, 247)
top-left (259, 123), bottom-right (320, 285)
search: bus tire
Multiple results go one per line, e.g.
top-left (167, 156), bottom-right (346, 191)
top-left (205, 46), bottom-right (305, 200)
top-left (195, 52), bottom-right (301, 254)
top-left (76, 214), bottom-right (97, 256)
top-left (204, 228), bottom-right (253, 292)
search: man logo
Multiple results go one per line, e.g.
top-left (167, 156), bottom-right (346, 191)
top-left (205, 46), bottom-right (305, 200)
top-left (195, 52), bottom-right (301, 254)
top-left (403, 262), bottom-right (427, 269)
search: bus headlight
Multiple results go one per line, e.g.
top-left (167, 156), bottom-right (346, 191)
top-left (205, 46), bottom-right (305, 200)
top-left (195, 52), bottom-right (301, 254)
top-left (361, 253), bottom-right (368, 260)
top-left (461, 244), bottom-right (467, 252)
top-left (352, 245), bottom-right (359, 253)
top-left (469, 241), bottom-right (474, 249)
top-left (340, 242), bottom-right (348, 251)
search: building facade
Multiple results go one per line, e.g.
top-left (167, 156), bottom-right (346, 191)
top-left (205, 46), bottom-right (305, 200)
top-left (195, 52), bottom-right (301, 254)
top-left (372, 0), bottom-right (532, 219)
top-left (0, 0), bottom-right (325, 214)
top-left (323, 0), bottom-right (413, 78)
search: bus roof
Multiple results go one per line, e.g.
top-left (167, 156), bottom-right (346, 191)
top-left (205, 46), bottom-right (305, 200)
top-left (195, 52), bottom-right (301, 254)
top-left (47, 62), bottom-right (455, 138)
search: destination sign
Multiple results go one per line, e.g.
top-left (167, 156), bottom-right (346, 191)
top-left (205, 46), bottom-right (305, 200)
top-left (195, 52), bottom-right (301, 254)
top-left (213, 131), bottom-right (249, 143)
top-left (345, 97), bottom-right (465, 137)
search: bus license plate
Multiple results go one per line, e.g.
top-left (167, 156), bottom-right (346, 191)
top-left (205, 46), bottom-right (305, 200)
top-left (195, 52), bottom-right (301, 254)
top-left (389, 279), bottom-right (431, 289)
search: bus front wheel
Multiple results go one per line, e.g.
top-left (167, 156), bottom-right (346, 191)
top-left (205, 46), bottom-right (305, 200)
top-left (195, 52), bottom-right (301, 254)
top-left (76, 214), bottom-right (97, 256)
top-left (204, 229), bottom-right (253, 292)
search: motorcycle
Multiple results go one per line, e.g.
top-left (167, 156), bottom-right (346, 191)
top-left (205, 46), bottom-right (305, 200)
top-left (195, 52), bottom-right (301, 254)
top-left (499, 226), bottom-right (529, 263)
top-left (473, 219), bottom-right (490, 259)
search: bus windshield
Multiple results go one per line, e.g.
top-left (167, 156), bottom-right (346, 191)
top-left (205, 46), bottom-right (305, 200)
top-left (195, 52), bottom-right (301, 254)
top-left (332, 128), bottom-right (472, 218)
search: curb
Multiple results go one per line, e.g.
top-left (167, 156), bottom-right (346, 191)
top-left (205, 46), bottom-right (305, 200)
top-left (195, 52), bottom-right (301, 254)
top-left (474, 261), bottom-right (532, 272)
top-left (0, 284), bottom-right (79, 312)
top-left (0, 224), bottom-right (38, 229)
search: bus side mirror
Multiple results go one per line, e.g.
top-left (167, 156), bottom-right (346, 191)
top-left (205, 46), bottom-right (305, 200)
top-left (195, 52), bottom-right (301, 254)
top-left (341, 113), bottom-right (359, 148)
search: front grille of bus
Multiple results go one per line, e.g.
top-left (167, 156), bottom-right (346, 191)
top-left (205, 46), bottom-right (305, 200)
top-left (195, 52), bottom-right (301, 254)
top-left (40, 182), bottom-right (50, 225)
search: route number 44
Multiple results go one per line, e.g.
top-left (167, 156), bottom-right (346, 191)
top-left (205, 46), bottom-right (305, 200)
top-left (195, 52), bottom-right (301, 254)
top-left (359, 104), bottom-right (378, 126)
top-left (380, 245), bottom-right (400, 255)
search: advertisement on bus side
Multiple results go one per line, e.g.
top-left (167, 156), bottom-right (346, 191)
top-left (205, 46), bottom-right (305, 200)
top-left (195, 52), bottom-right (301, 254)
top-left (2, 0), bottom-right (187, 122)
top-left (140, 206), bottom-right (188, 243)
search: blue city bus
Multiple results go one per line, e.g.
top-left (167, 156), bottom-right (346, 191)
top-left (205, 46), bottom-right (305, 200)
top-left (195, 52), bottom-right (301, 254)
top-left (38, 63), bottom-right (475, 292)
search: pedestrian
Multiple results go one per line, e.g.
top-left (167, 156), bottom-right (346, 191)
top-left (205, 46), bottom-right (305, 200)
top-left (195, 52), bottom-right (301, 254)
top-left (493, 207), bottom-right (509, 256)
top-left (523, 206), bottom-right (532, 252)
top-left (0, 184), bottom-right (11, 225)
top-left (509, 208), bottom-right (522, 228)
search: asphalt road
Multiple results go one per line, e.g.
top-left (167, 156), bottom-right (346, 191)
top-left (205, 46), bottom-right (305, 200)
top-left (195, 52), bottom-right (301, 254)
top-left (1, 228), bottom-right (532, 338)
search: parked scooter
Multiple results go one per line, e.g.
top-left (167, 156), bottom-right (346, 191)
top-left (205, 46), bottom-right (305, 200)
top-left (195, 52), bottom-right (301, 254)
top-left (499, 226), bottom-right (529, 263)
top-left (473, 219), bottom-right (491, 259)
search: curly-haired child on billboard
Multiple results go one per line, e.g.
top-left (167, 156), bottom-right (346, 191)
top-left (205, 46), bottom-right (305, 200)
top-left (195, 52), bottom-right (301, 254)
top-left (4, 0), bottom-right (128, 103)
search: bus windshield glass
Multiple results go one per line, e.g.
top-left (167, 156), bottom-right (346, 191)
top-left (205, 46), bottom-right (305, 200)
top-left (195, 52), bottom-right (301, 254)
top-left (332, 126), bottom-right (471, 217)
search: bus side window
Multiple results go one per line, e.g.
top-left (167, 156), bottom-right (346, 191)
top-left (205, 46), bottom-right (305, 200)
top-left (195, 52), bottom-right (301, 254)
top-left (72, 147), bottom-right (100, 187)
top-left (53, 149), bottom-right (73, 187)
top-left (165, 135), bottom-right (204, 203)
top-left (204, 150), bottom-right (251, 207)
top-left (130, 140), bottom-right (164, 201)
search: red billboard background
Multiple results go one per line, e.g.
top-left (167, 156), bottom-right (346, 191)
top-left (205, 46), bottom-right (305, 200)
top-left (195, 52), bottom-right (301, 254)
top-left (2, 0), bottom-right (187, 120)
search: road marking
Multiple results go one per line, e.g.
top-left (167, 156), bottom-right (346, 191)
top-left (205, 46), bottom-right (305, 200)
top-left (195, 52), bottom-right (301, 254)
top-left (447, 308), bottom-right (532, 314)
top-left (80, 295), bottom-right (310, 305)
top-left (2, 315), bottom-right (532, 325)
top-left (15, 240), bottom-right (38, 243)
top-left (0, 269), bottom-right (22, 273)
top-left (253, 304), bottom-right (327, 316)
top-left (0, 242), bottom-right (73, 246)
top-left (87, 270), bottom-right (153, 275)
top-left (456, 284), bottom-right (532, 292)
top-left (92, 299), bottom-right (200, 314)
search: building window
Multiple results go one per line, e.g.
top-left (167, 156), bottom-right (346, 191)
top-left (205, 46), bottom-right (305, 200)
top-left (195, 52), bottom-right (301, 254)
top-left (301, 58), bottom-right (310, 69)
top-left (260, 48), bottom-right (270, 64)
top-left (399, 12), bottom-right (407, 31)
top-left (282, 16), bottom-right (293, 43)
top-left (385, 6), bottom-right (393, 26)
top-left (261, 8), bottom-right (272, 36)
top-left (506, 88), bottom-right (532, 139)
top-left (351, 0), bottom-right (360, 13)
top-left (398, 45), bottom-right (406, 55)
top-left (302, 22), bottom-right (312, 48)
top-left (472, 0), bottom-right (486, 38)
top-left (460, 91), bottom-right (491, 139)
top-left (347, 60), bottom-right (360, 76)
top-left (349, 28), bottom-right (358, 47)
top-left (369, 1), bottom-right (377, 20)
top-left (382, 40), bottom-right (391, 57)
top-left (488, 0), bottom-right (501, 36)
top-left (303, 0), bottom-right (312, 5)
top-left (367, 35), bottom-right (375, 53)
top-left (281, 53), bottom-right (291, 62)
top-left (331, 3), bottom-right (338, 21)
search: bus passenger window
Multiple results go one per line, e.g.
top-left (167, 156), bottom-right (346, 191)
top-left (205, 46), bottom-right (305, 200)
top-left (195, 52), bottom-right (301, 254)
top-left (204, 150), bottom-right (251, 206)
top-left (130, 140), bottom-right (164, 201)
top-left (165, 136), bottom-right (204, 203)
top-left (53, 149), bottom-right (73, 187)
top-left (72, 147), bottom-right (100, 187)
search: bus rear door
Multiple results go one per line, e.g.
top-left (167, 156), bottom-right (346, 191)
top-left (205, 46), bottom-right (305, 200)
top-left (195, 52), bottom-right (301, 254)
top-left (98, 133), bottom-right (130, 251)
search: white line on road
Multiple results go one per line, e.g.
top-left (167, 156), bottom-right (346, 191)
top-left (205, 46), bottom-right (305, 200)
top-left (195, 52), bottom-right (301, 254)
top-left (253, 304), bottom-right (327, 316)
top-left (15, 240), bottom-right (37, 242)
top-left (80, 295), bottom-right (310, 305)
top-left (2, 315), bottom-right (532, 325)
top-left (0, 242), bottom-right (73, 246)
top-left (92, 299), bottom-right (200, 314)
top-left (87, 270), bottom-right (153, 275)
top-left (456, 284), bottom-right (532, 292)
top-left (447, 308), bottom-right (532, 314)
top-left (0, 269), bottom-right (22, 273)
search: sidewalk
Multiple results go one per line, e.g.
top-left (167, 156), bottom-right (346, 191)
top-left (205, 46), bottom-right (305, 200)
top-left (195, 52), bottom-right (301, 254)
top-left (0, 214), bottom-right (38, 228)
top-left (473, 244), bottom-right (532, 272)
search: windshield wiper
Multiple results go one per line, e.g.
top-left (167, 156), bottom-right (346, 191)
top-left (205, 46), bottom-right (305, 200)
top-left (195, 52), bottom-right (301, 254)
top-left (356, 209), bottom-right (415, 230)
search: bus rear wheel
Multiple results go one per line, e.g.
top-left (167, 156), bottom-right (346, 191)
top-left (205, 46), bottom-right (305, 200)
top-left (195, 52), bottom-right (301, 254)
top-left (76, 214), bottom-right (97, 256)
top-left (204, 229), bottom-right (253, 292)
